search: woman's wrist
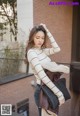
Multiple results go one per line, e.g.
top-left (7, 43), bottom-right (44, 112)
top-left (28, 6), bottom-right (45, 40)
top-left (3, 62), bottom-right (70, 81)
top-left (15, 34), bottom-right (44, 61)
top-left (58, 95), bottom-right (65, 105)
top-left (56, 91), bottom-right (64, 98)
top-left (45, 28), bottom-right (49, 33)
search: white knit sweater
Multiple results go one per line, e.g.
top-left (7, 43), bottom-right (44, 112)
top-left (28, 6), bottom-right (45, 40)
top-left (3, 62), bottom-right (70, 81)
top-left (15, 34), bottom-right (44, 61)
top-left (27, 28), bottom-right (69, 100)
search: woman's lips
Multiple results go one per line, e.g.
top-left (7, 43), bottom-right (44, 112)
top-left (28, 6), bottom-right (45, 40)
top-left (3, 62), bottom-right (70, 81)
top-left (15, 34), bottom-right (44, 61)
top-left (38, 43), bottom-right (42, 45)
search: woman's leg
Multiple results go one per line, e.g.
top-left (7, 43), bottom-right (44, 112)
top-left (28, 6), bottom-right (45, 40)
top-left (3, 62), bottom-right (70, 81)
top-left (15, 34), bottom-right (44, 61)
top-left (38, 107), bottom-right (41, 116)
top-left (42, 109), bottom-right (58, 116)
top-left (34, 85), bottom-right (42, 116)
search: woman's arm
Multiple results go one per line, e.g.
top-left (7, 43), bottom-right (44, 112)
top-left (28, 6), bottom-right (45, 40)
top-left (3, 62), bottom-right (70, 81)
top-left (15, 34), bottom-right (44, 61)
top-left (27, 49), bottom-right (65, 105)
top-left (41, 24), bottom-right (61, 56)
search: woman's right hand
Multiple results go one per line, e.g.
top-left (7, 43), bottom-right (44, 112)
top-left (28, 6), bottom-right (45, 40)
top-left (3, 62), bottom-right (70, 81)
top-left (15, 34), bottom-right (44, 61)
top-left (58, 95), bottom-right (65, 106)
top-left (54, 89), bottom-right (65, 106)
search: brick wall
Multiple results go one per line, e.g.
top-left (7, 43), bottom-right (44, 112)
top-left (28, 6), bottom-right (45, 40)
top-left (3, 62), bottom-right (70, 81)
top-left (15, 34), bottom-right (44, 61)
top-left (33, 0), bottom-right (72, 63)
top-left (0, 76), bottom-right (38, 116)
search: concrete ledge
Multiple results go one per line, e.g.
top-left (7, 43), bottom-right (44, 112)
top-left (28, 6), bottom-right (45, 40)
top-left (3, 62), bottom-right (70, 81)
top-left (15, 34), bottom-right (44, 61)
top-left (0, 73), bottom-right (33, 85)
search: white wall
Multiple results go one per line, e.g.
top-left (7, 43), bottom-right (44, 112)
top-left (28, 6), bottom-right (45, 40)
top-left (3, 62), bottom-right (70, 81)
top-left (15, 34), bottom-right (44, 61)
top-left (17, 0), bottom-right (33, 45)
top-left (17, 0), bottom-right (33, 73)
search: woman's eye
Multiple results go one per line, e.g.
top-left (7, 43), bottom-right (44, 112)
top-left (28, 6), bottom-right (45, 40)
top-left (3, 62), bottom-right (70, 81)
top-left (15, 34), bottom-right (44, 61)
top-left (36, 37), bottom-right (44, 40)
top-left (36, 37), bottom-right (39, 39)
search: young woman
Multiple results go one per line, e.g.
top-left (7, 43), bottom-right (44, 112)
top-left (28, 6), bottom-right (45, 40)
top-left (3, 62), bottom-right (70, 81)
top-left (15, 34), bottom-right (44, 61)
top-left (25, 24), bottom-right (70, 116)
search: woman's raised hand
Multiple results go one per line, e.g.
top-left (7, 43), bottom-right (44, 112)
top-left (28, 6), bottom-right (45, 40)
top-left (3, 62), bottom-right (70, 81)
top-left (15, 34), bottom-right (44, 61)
top-left (40, 23), bottom-right (49, 32)
top-left (40, 23), bottom-right (46, 28)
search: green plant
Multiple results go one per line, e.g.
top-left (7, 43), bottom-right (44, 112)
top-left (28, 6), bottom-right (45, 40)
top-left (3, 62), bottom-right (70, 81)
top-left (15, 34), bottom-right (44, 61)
top-left (0, 47), bottom-right (23, 78)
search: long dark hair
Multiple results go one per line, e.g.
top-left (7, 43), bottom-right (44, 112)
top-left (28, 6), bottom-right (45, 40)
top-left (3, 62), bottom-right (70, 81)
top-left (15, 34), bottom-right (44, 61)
top-left (25, 25), bottom-right (48, 63)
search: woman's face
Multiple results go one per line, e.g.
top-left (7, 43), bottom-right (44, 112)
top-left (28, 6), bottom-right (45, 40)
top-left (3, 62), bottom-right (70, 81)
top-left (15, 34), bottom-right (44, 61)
top-left (33, 31), bottom-right (45, 49)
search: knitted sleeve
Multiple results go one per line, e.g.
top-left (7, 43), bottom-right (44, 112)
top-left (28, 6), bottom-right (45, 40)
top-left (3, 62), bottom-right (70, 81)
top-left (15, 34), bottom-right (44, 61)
top-left (43, 28), bottom-right (61, 56)
top-left (27, 49), bottom-right (64, 100)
